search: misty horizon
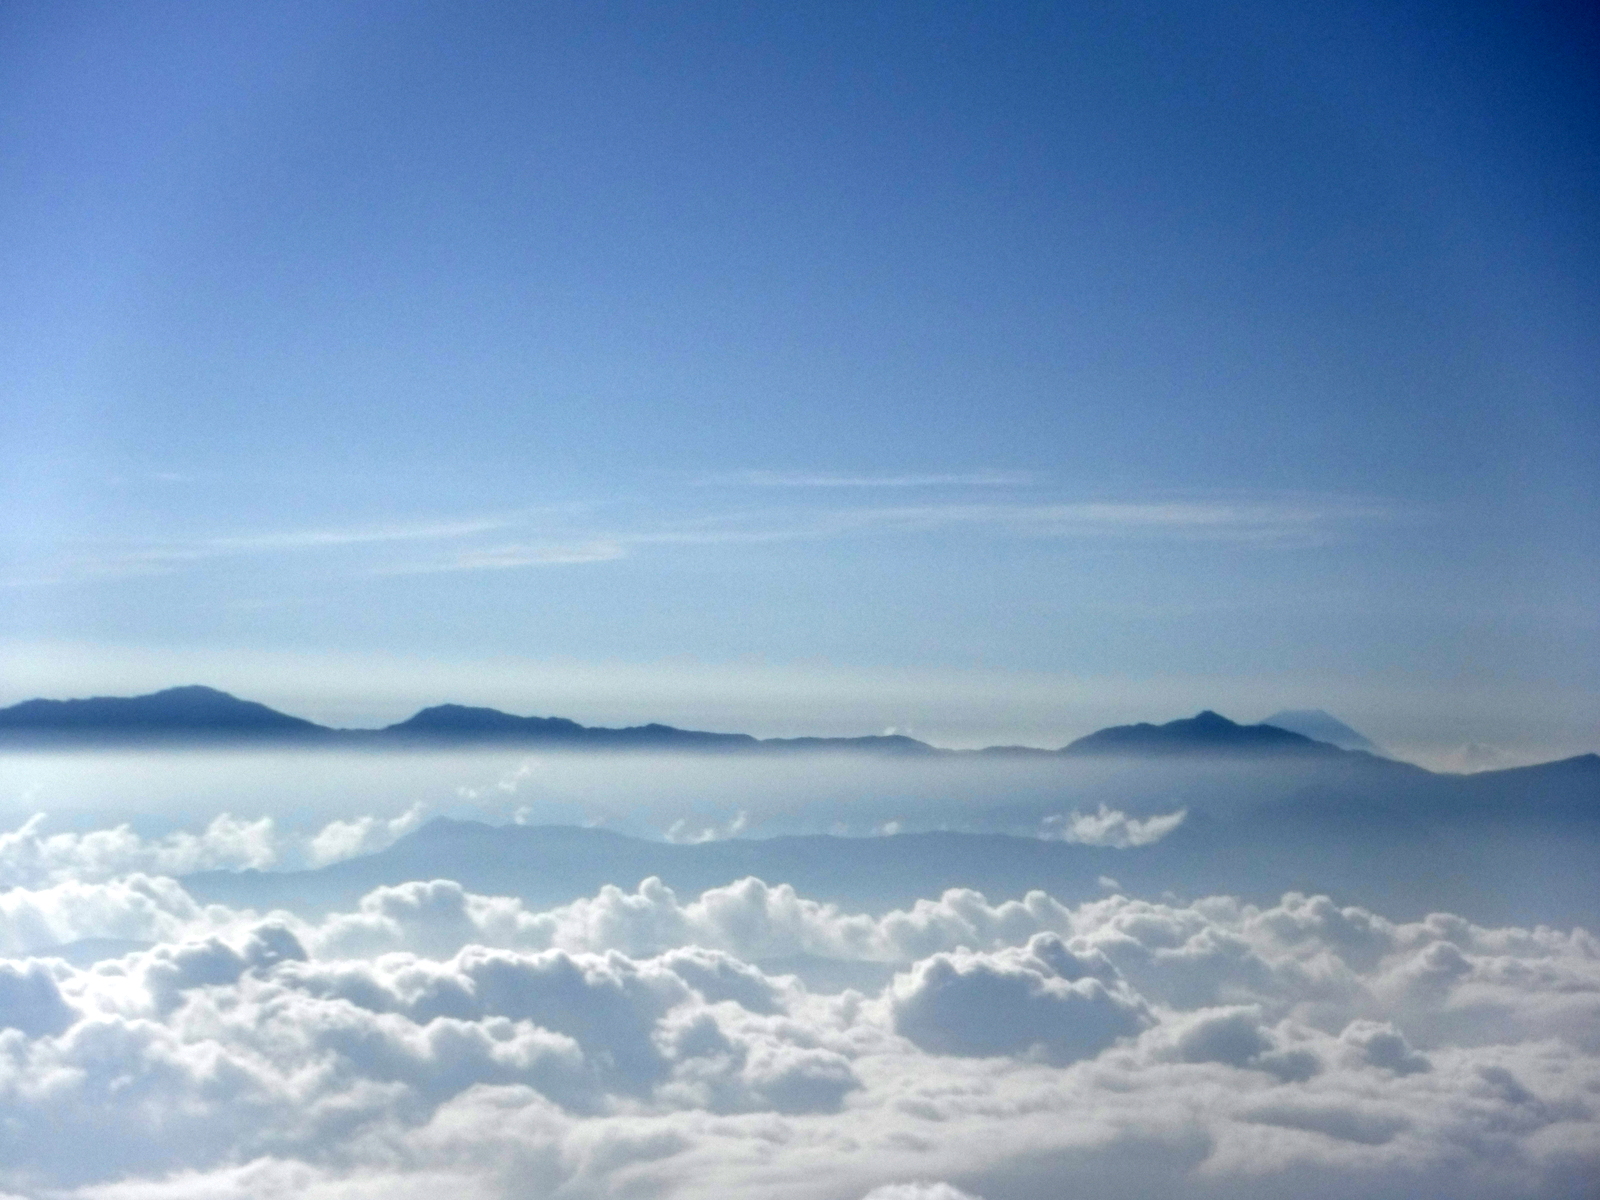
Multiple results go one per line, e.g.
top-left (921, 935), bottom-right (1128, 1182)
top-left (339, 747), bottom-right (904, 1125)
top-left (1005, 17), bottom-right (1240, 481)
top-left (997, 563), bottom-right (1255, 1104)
top-left (3, 683), bottom-right (1594, 782)
top-left (0, 674), bottom-right (1588, 771)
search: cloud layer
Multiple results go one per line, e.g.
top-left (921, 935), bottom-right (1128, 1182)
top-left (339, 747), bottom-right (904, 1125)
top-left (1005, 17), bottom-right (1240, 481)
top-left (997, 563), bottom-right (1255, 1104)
top-left (0, 862), bottom-right (1595, 1200)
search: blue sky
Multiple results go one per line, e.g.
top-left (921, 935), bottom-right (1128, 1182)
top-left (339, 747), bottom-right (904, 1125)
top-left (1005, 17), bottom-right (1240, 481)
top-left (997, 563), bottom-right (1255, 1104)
top-left (2, 0), bottom-right (1596, 761)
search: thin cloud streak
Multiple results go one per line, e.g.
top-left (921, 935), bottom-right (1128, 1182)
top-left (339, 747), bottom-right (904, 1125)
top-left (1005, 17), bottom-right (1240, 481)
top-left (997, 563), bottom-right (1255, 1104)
top-left (2, 516), bottom-right (531, 587)
top-left (829, 497), bottom-right (1399, 536)
top-left (2, 493), bottom-right (1399, 586)
top-left (709, 470), bottom-right (1038, 488)
top-left (636, 495), bottom-right (1399, 550)
top-left (370, 541), bottom-right (628, 575)
top-left (206, 517), bottom-right (518, 551)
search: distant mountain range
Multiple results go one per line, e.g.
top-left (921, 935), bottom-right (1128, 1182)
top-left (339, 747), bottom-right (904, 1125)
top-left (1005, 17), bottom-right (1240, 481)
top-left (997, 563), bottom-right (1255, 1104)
top-left (0, 686), bottom-right (937, 752)
top-left (4, 688), bottom-right (1594, 932)
top-left (184, 798), bottom-right (1600, 930)
top-left (2, 689), bottom-right (1595, 819)
top-left (0, 684), bottom-right (1377, 759)
top-left (5, 688), bottom-right (1595, 825)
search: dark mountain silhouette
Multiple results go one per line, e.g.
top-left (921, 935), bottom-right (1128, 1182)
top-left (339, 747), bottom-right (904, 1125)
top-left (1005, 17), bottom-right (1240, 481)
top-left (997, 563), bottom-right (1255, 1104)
top-left (0, 687), bottom-right (1357, 758)
top-left (0, 689), bottom-right (1592, 835)
top-left (382, 704), bottom-right (755, 749)
top-left (1262, 709), bottom-right (1382, 754)
top-left (1061, 710), bottom-right (1334, 757)
top-left (0, 688), bottom-right (937, 752)
top-left (0, 685), bottom-right (332, 744)
top-left (383, 704), bottom-right (940, 754)
top-left (386, 704), bottom-right (594, 740)
top-left (5, 689), bottom-right (1590, 929)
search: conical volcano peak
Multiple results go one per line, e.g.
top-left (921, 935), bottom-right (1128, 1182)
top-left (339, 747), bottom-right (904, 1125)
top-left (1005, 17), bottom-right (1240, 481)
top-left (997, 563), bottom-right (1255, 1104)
top-left (1262, 709), bottom-right (1382, 754)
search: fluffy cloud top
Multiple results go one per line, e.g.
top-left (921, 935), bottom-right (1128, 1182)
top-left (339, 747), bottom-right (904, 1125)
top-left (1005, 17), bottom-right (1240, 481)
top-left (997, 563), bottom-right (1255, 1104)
top-left (888, 934), bottom-right (1151, 1062)
top-left (0, 867), bottom-right (1595, 1200)
top-left (0, 808), bottom-right (423, 888)
top-left (1040, 804), bottom-right (1187, 847)
top-left (0, 813), bottom-right (280, 887)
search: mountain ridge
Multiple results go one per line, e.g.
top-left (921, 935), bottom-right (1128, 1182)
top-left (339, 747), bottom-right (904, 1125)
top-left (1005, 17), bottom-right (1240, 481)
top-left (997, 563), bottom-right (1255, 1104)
top-left (1059, 709), bottom-right (1335, 758)
top-left (182, 807), bottom-right (1600, 930)
top-left (0, 687), bottom-right (1588, 779)
top-left (0, 685), bottom-right (332, 741)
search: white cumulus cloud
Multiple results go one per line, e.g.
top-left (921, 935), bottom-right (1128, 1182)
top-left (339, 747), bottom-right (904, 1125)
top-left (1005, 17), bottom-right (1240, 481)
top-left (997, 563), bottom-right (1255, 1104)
top-left (0, 875), bottom-right (1593, 1199)
top-left (0, 809), bottom-right (427, 888)
top-left (1041, 804), bottom-right (1187, 847)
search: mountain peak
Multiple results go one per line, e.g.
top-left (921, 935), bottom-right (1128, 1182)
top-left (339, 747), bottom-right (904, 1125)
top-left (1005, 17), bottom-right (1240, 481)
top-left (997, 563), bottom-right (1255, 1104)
top-left (383, 705), bottom-right (586, 739)
top-left (1061, 711), bottom-right (1331, 757)
top-left (0, 686), bottom-right (326, 740)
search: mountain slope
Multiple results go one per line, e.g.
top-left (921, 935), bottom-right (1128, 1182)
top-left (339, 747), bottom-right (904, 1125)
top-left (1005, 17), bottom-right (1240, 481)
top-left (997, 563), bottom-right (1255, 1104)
top-left (0, 686), bottom-right (331, 743)
top-left (1262, 709), bottom-right (1382, 753)
top-left (0, 689), bottom-right (939, 752)
top-left (1060, 710), bottom-right (1335, 757)
top-left (381, 704), bottom-right (760, 749)
top-left (183, 806), bottom-right (1600, 929)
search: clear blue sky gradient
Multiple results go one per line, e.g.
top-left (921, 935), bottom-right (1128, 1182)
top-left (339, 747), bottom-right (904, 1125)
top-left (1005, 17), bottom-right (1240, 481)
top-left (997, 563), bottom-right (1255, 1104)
top-left (2, 1), bottom-right (1596, 759)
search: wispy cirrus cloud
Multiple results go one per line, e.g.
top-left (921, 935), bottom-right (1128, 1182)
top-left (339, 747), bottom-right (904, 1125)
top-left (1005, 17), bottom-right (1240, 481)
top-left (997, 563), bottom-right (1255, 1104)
top-left (2, 516), bottom-right (531, 586)
top-left (2, 491), bottom-right (1400, 587)
top-left (370, 540), bottom-right (627, 575)
top-left (706, 469), bottom-right (1037, 488)
top-left (206, 517), bottom-right (517, 551)
top-left (635, 494), bottom-right (1398, 550)
top-left (831, 496), bottom-right (1396, 542)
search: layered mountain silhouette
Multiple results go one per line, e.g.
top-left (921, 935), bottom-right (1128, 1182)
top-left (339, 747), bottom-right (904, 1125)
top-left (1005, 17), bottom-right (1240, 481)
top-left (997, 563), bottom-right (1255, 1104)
top-left (184, 803), bottom-right (1600, 931)
top-left (4, 687), bottom-right (1593, 828)
top-left (0, 686), bottom-right (947, 751)
top-left (0, 685), bottom-right (1379, 760)
top-left (4, 688), bottom-right (1593, 931)
top-left (383, 702), bottom-right (936, 754)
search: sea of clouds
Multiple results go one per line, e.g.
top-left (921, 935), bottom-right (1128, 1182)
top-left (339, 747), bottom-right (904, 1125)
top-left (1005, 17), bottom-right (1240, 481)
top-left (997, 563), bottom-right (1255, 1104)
top-left (0, 827), bottom-right (1596, 1200)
